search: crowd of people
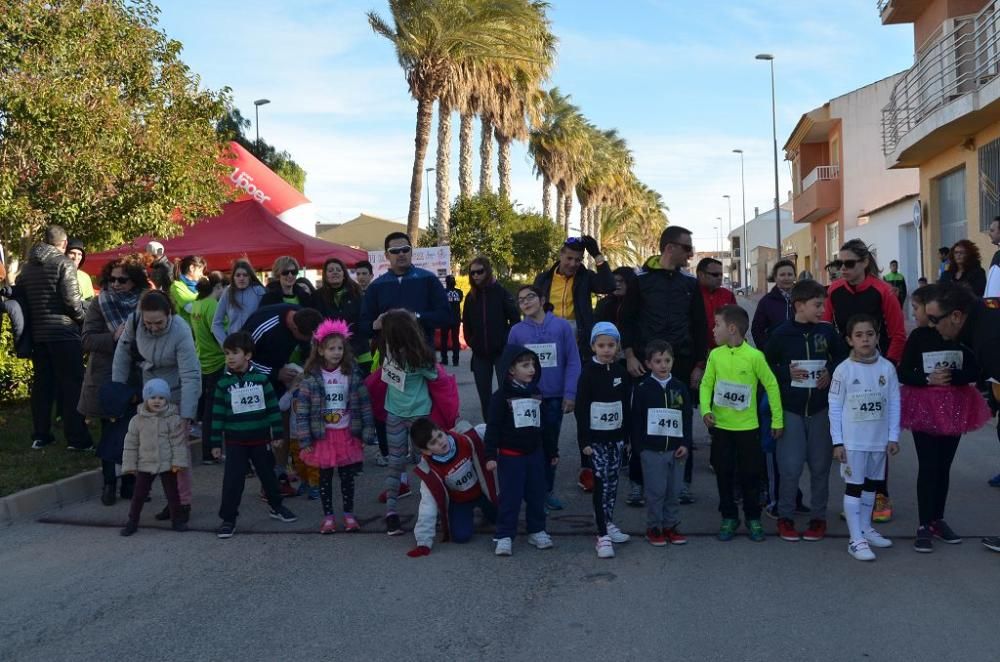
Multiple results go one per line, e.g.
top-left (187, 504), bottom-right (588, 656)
top-left (3, 221), bottom-right (1000, 559)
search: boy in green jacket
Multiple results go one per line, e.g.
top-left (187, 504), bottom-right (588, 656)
top-left (700, 305), bottom-right (783, 542)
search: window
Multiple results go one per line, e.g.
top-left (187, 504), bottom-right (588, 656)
top-left (827, 220), bottom-right (840, 261)
top-left (979, 137), bottom-right (1000, 231)
top-left (935, 167), bottom-right (966, 247)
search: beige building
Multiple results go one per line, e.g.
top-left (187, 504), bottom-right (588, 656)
top-left (316, 214), bottom-right (407, 251)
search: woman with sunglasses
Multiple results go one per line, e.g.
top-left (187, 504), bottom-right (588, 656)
top-left (939, 239), bottom-right (986, 297)
top-left (261, 256), bottom-right (314, 307)
top-left (211, 259), bottom-right (266, 344)
top-left (750, 259), bottom-right (796, 350)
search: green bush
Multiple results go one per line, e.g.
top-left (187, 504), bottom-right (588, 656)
top-left (0, 317), bottom-right (31, 403)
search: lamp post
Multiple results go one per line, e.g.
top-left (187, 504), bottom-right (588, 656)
top-left (756, 53), bottom-right (782, 254)
top-left (713, 226), bottom-right (719, 255)
top-left (253, 98), bottom-right (270, 157)
top-left (733, 149), bottom-right (748, 290)
top-left (722, 193), bottom-right (732, 278)
top-left (425, 167), bottom-right (435, 228)
top-left (715, 218), bottom-right (723, 254)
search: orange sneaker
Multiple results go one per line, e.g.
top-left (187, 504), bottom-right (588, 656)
top-left (873, 494), bottom-right (893, 523)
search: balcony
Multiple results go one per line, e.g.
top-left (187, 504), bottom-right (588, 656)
top-left (877, 0), bottom-right (934, 25)
top-left (793, 165), bottom-right (840, 224)
top-left (882, 1), bottom-right (1000, 165)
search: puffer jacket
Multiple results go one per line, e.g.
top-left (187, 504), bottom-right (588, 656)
top-left (121, 403), bottom-right (189, 474)
top-left (17, 242), bottom-right (85, 341)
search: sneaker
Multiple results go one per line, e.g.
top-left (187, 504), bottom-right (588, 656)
top-left (848, 540), bottom-right (876, 561)
top-left (378, 483), bottom-right (412, 503)
top-left (385, 513), bottom-right (404, 536)
top-left (982, 536), bottom-right (1000, 552)
top-left (863, 528), bottom-right (893, 548)
top-left (663, 526), bottom-right (688, 545)
top-left (989, 473), bottom-right (1000, 488)
top-left (495, 537), bottom-right (513, 556)
top-left (201, 457), bottom-right (222, 466)
top-left (578, 468), bottom-right (594, 493)
top-left (606, 523), bottom-right (631, 544)
top-left (545, 493), bottom-right (565, 511)
top-left (320, 515), bottom-right (336, 534)
top-left (679, 486), bottom-right (696, 505)
top-left (527, 531), bottom-right (554, 550)
top-left (777, 518), bottom-right (800, 542)
top-left (718, 518), bottom-right (739, 542)
top-left (308, 486), bottom-right (321, 501)
top-left (596, 535), bottom-right (615, 559)
top-left (930, 519), bottom-right (962, 544)
top-left (802, 519), bottom-right (827, 542)
top-left (625, 483), bottom-right (645, 507)
top-left (66, 441), bottom-right (95, 452)
top-left (914, 526), bottom-right (934, 553)
top-left (747, 519), bottom-right (766, 542)
top-left (216, 521), bottom-right (236, 538)
top-left (646, 527), bottom-right (668, 547)
top-left (269, 505), bottom-right (298, 523)
top-left (120, 520), bottom-right (138, 537)
top-left (873, 494), bottom-right (893, 523)
top-left (279, 478), bottom-right (297, 498)
top-left (794, 500), bottom-right (811, 516)
top-left (343, 514), bottom-right (360, 532)
top-left (375, 454), bottom-right (389, 467)
top-left (764, 504), bottom-right (778, 520)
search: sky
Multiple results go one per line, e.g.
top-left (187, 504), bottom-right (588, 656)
top-left (156, 0), bottom-right (916, 251)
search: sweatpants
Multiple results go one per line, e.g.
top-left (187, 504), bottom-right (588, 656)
top-left (129, 471), bottom-right (180, 523)
top-left (913, 432), bottom-right (962, 526)
top-left (449, 495), bottom-right (497, 543)
top-left (590, 441), bottom-right (623, 536)
top-left (471, 353), bottom-right (504, 420)
top-left (319, 464), bottom-right (360, 516)
top-left (495, 447), bottom-right (547, 540)
top-left (218, 443), bottom-right (283, 522)
top-left (384, 413), bottom-right (418, 513)
top-left (776, 411), bottom-right (832, 520)
top-left (641, 449), bottom-right (685, 529)
top-left (710, 428), bottom-right (763, 520)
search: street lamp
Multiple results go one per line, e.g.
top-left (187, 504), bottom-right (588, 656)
top-left (756, 53), bottom-right (782, 255)
top-left (722, 194), bottom-right (732, 275)
top-left (733, 149), bottom-right (749, 290)
top-left (425, 167), bottom-right (435, 227)
top-left (253, 99), bottom-right (270, 157)
top-left (715, 218), bottom-right (723, 254)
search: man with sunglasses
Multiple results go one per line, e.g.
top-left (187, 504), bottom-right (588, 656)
top-left (696, 257), bottom-right (736, 350)
top-left (359, 232), bottom-right (450, 344)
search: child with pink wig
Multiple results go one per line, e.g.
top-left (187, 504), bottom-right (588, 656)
top-left (292, 319), bottom-right (376, 533)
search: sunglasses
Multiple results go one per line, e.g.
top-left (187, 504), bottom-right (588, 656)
top-left (926, 311), bottom-right (952, 325)
top-left (387, 245), bottom-right (412, 255)
top-left (668, 241), bottom-right (694, 253)
top-left (109, 276), bottom-right (131, 284)
top-left (469, 268), bottom-right (485, 276)
top-left (830, 259), bottom-right (860, 269)
top-left (280, 269), bottom-right (298, 277)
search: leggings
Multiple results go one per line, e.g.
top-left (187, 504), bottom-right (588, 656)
top-left (590, 441), bottom-right (624, 536)
top-left (384, 413), bottom-right (417, 513)
top-left (319, 464), bottom-right (360, 516)
top-left (913, 432), bottom-right (961, 526)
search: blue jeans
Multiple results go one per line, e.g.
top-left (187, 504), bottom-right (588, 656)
top-left (448, 494), bottom-right (497, 543)
top-left (541, 397), bottom-right (564, 492)
top-left (496, 447), bottom-right (547, 539)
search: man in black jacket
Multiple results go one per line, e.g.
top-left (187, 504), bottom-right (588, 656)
top-left (19, 225), bottom-right (91, 450)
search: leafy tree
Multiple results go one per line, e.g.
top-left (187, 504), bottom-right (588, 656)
top-left (217, 108), bottom-right (307, 193)
top-left (511, 211), bottom-right (562, 277)
top-left (0, 0), bottom-right (235, 254)
top-left (447, 193), bottom-right (515, 275)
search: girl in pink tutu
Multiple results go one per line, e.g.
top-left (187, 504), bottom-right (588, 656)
top-left (898, 284), bottom-right (991, 552)
top-left (293, 319), bottom-right (376, 533)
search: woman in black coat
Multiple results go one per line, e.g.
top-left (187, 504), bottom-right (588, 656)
top-left (260, 255), bottom-right (314, 307)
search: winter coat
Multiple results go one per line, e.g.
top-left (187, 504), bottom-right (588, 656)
top-left (763, 319), bottom-right (848, 417)
top-left (212, 284), bottom-right (266, 344)
top-left (79, 302), bottom-right (135, 418)
top-left (260, 280), bottom-right (314, 308)
top-left (461, 280), bottom-right (519, 359)
top-left (17, 242), bottom-right (85, 342)
top-left (940, 265), bottom-right (987, 297)
top-left (533, 260), bottom-right (615, 355)
top-left (313, 284), bottom-right (368, 358)
top-left (823, 275), bottom-right (907, 364)
top-left (359, 265), bottom-right (451, 342)
top-left (291, 366), bottom-right (376, 447)
top-left (121, 403), bottom-right (189, 474)
top-left (750, 285), bottom-right (792, 350)
top-left (484, 344), bottom-right (549, 460)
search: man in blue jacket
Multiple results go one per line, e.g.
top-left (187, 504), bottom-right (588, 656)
top-left (359, 232), bottom-right (451, 345)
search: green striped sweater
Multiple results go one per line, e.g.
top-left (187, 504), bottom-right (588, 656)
top-left (211, 366), bottom-right (282, 447)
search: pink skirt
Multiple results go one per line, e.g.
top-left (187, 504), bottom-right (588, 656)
top-left (303, 427), bottom-right (364, 469)
top-left (900, 384), bottom-right (992, 436)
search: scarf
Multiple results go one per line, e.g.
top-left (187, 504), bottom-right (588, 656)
top-left (179, 273), bottom-right (199, 294)
top-left (98, 288), bottom-right (140, 333)
top-left (850, 350), bottom-right (880, 365)
top-left (431, 435), bottom-right (457, 464)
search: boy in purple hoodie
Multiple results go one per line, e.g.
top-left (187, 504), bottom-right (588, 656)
top-left (507, 285), bottom-right (581, 509)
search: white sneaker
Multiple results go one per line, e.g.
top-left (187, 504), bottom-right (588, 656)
top-left (863, 528), bottom-right (893, 548)
top-left (848, 540), bottom-right (876, 561)
top-left (606, 523), bottom-right (631, 544)
top-left (596, 535), bottom-right (615, 558)
top-left (494, 537), bottom-right (512, 556)
top-left (527, 531), bottom-right (554, 550)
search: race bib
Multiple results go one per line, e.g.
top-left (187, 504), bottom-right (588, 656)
top-left (922, 350), bottom-right (963, 374)
top-left (589, 401), bottom-right (623, 431)
top-left (511, 398), bottom-right (541, 428)
top-left (713, 380), bottom-right (751, 411)
top-left (647, 407), bottom-right (683, 437)
top-left (791, 360), bottom-right (827, 389)
top-left (324, 382), bottom-right (347, 411)
top-left (381, 362), bottom-right (406, 392)
top-left (444, 458), bottom-right (478, 493)
top-left (848, 390), bottom-right (885, 422)
top-left (525, 343), bottom-right (557, 369)
top-left (231, 384), bottom-right (265, 415)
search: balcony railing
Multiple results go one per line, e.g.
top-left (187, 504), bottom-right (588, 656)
top-left (877, 0), bottom-right (890, 13)
top-left (801, 165), bottom-right (840, 190)
top-left (882, 1), bottom-right (1000, 155)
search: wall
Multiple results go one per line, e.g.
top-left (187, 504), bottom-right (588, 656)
top-left (781, 225), bottom-right (813, 276)
top-left (857, 200), bottom-right (916, 281)
top-left (913, 0), bottom-right (987, 51)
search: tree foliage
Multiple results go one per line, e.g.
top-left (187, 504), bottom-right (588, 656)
top-left (217, 108), bottom-right (307, 193)
top-left (447, 193), bottom-right (515, 274)
top-left (0, 0), bottom-right (234, 254)
top-left (510, 210), bottom-right (561, 277)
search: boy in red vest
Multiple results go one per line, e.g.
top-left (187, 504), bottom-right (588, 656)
top-left (406, 419), bottom-right (498, 557)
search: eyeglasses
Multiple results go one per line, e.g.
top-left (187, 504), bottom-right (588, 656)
top-left (469, 268), bottom-right (485, 276)
top-left (668, 241), bottom-right (694, 253)
top-left (387, 246), bottom-right (412, 255)
top-left (280, 269), bottom-right (298, 277)
top-left (830, 259), bottom-right (860, 270)
top-left (109, 276), bottom-right (131, 284)
top-left (518, 293), bottom-right (539, 304)
top-left (926, 311), bottom-right (952, 325)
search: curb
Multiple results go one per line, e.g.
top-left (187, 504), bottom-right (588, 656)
top-left (0, 438), bottom-right (203, 527)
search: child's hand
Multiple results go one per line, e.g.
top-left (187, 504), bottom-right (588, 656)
top-left (703, 413), bottom-right (716, 428)
top-left (582, 446), bottom-right (593, 456)
top-left (816, 370), bottom-right (831, 390)
top-left (211, 447), bottom-right (222, 460)
top-left (789, 363), bottom-right (809, 381)
top-left (485, 460), bottom-right (497, 472)
top-left (888, 441), bottom-right (900, 456)
top-left (271, 439), bottom-right (284, 449)
top-left (833, 446), bottom-right (846, 463)
top-left (562, 399), bottom-right (575, 414)
top-left (406, 545), bottom-right (431, 558)
top-left (171, 465), bottom-right (182, 473)
top-left (771, 427), bottom-right (783, 439)
top-left (550, 456), bottom-right (559, 466)
top-left (674, 446), bottom-right (688, 459)
top-left (927, 368), bottom-right (952, 386)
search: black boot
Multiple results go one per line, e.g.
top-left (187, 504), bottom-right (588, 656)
top-left (120, 520), bottom-right (138, 536)
top-left (101, 483), bottom-right (116, 506)
top-left (172, 520), bottom-right (189, 532)
top-left (154, 505), bottom-right (171, 521)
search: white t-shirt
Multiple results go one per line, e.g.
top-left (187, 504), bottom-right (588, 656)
top-left (827, 356), bottom-right (900, 452)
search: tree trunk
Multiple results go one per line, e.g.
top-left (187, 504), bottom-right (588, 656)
top-left (458, 113), bottom-right (474, 200)
top-left (542, 174), bottom-right (551, 221)
top-left (556, 188), bottom-right (565, 231)
top-left (407, 95), bottom-right (434, 240)
top-left (563, 190), bottom-right (573, 235)
top-left (496, 128), bottom-right (511, 201)
top-left (435, 104), bottom-right (451, 243)
top-left (479, 116), bottom-right (493, 195)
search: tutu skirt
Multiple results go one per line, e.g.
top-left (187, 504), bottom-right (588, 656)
top-left (303, 427), bottom-right (364, 469)
top-left (900, 384), bottom-right (991, 436)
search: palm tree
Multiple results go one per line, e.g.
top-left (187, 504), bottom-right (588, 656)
top-left (577, 126), bottom-right (632, 240)
top-left (528, 88), bottom-right (590, 229)
top-left (597, 180), bottom-right (669, 265)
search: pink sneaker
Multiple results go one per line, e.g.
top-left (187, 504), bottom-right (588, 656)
top-left (344, 514), bottom-right (360, 532)
top-left (320, 515), bottom-right (336, 534)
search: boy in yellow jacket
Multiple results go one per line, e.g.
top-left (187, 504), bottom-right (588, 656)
top-left (700, 305), bottom-right (783, 542)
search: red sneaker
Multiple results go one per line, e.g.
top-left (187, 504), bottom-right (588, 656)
top-left (578, 468), bottom-right (594, 493)
top-left (663, 526), bottom-right (688, 545)
top-left (802, 519), bottom-right (827, 542)
top-left (377, 482), bottom-right (412, 504)
top-left (777, 518), bottom-right (800, 542)
top-left (646, 527), bottom-right (667, 546)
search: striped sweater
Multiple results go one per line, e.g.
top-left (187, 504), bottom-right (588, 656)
top-left (210, 366), bottom-right (282, 447)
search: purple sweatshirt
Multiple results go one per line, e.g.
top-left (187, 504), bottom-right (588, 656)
top-left (507, 312), bottom-right (581, 400)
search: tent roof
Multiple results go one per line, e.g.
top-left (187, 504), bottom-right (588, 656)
top-left (86, 200), bottom-right (367, 275)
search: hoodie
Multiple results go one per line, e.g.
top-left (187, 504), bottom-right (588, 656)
top-left (506, 312), bottom-right (581, 401)
top-left (763, 319), bottom-right (848, 416)
top-left (484, 344), bottom-right (551, 460)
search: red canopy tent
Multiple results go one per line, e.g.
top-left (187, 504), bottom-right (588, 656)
top-left (86, 200), bottom-right (367, 275)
